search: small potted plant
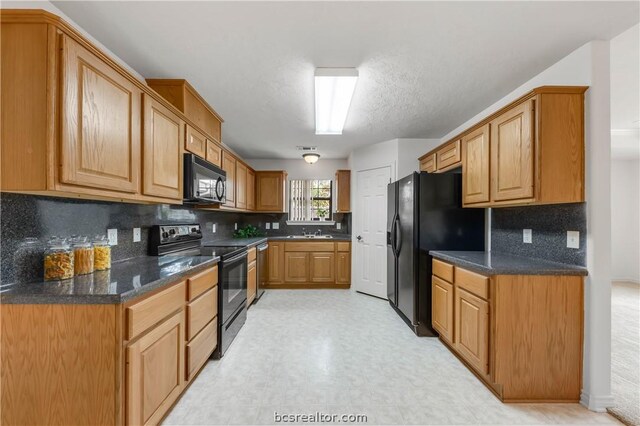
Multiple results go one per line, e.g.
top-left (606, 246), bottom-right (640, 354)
top-left (317, 208), bottom-right (328, 221)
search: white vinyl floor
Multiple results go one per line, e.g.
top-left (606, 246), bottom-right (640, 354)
top-left (163, 290), bottom-right (619, 425)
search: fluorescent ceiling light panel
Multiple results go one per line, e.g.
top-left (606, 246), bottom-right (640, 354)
top-left (315, 68), bottom-right (358, 135)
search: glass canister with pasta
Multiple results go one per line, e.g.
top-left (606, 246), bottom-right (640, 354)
top-left (72, 237), bottom-right (94, 275)
top-left (93, 235), bottom-right (111, 271)
top-left (44, 238), bottom-right (74, 281)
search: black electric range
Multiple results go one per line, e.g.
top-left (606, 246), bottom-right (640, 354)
top-left (149, 224), bottom-right (248, 358)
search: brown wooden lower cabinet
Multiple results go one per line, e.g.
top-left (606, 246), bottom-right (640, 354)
top-left (266, 241), bottom-right (351, 288)
top-left (0, 265), bottom-right (219, 425)
top-left (431, 259), bottom-right (584, 402)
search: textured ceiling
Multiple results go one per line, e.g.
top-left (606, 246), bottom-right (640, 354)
top-left (52, 1), bottom-right (639, 159)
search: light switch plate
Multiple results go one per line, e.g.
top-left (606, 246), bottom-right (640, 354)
top-left (133, 275), bottom-right (141, 288)
top-left (107, 228), bottom-right (118, 246)
top-left (272, 222), bottom-right (280, 230)
top-left (133, 228), bottom-right (141, 243)
top-left (336, 223), bottom-right (342, 230)
top-left (567, 231), bottom-right (580, 249)
top-left (265, 223), bottom-right (271, 230)
top-left (523, 229), bottom-right (532, 244)
top-left (212, 223), bottom-right (217, 233)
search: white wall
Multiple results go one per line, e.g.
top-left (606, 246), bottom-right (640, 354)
top-left (246, 159), bottom-right (348, 180)
top-left (611, 159), bottom-right (640, 283)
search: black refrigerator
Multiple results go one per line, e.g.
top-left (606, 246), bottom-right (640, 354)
top-left (387, 172), bottom-right (485, 336)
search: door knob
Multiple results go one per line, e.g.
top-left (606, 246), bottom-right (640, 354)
top-left (357, 235), bottom-right (362, 241)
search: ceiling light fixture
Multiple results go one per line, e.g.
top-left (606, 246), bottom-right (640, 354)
top-left (315, 68), bottom-right (359, 135)
top-left (302, 153), bottom-right (320, 164)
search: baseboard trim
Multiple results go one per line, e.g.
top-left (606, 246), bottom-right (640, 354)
top-left (612, 278), bottom-right (640, 285)
top-left (580, 391), bottom-right (615, 412)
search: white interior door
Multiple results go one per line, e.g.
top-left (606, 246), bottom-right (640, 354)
top-left (354, 166), bottom-right (391, 298)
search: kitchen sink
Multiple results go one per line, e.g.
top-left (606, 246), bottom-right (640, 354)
top-left (286, 235), bottom-right (333, 239)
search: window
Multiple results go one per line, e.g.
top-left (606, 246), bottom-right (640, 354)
top-left (289, 179), bottom-right (333, 222)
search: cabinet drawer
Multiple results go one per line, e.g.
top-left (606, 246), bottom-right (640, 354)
top-left (432, 259), bottom-right (454, 283)
top-left (247, 247), bottom-right (257, 263)
top-left (285, 242), bottom-right (334, 252)
top-left (187, 266), bottom-right (218, 301)
top-left (436, 140), bottom-right (461, 170)
top-left (455, 267), bottom-right (489, 300)
top-left (126, 282), bottom-right (186, 340)
top-left (336, 242), bottom-right (350, 252)
top-left (186, 318), bottom-right (217, 380)
top-left (186, 286), bottom-right (217, 341)
top-left (420, 153), bottom-right (436, 173)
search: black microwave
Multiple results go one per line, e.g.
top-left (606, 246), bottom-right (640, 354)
top-left (184, 153), bottom-right (226, 204)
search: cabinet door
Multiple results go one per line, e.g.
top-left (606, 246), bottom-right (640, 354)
top-left (205, 140), bottom-right (222, 167)
top-left (247, 260), bottom-right (257, 306)
top-left (247, 169), bottom-right (255, 211)
top-left (185, 125), bottom-right (206, 158)
top-left (309, 252), bottom-right (335, 283)
top-left (142, 95), bottom-right (184, 200)
top-left (454, 287), bottom-right (489, 375)
top-left (284, 252), bottom-right (308, 283)
top-left (336, 251), bottom-right (351, 284)
top-left (222, 151), bottom-right (236, 207)
top-left (436, 140), bottom-right (462, 171)
top-left (126, 310), bottom-right (185, 426)
top-left (335, 170), bottom-right (351, 213)
top-left (236, 161), bottom-right (247, 210)
top-left (432, 276), bottom-right (454, 343)
top-left (420, 154), bottom-right (436, 173)
top-left (462, 124), bottom-right (490, 205)
top-left (268, 242), bottom-right (284, 284)
top-left (255, 171), bottom-right (286, 212)
top-left (60, 35), bottom-right (141, 193)
top-left (490, 99), bottom-right (535, 202)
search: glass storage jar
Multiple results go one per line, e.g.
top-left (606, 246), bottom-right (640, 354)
top-left (14, 237), bottom-right (44, 282)
top-left (93, 235), bottom-right (111, 271)
top-left (44, 239), bottom-right (74, 281)
top-left (72, 237), bottom-right (94, 275)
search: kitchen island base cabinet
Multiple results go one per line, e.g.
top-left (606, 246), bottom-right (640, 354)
top-left (431, 259), bottom-right (584, 402)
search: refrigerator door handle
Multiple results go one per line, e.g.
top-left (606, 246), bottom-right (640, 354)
top-left (395, 215), bottom-right (402, 255)
top-left (390, 214), bottom-right (398, 256)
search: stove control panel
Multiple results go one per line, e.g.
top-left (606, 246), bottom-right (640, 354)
top-left (157, 224), bottom-right (202, 244)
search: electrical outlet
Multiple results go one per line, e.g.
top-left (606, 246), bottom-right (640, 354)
top-left (234, 223), bottom-right (238, 230)
top-left (133, 228), bottom-right (141, 242)
top-left (212, 223), bottom-right (217, 233)
top-left (133, 275), bottom-right (141, 288)
top-left (523, 229), bottom-right (532, 244)
top-left (265, 223), bottom-right (271, 230)
top-left (272, 222), bottom-right (280, 230)
top-left (107, 228), bottom-right (118, 246)
top-left (336, 223), bottom-right (342, 230)
top-left (567, 231), bottom-right (580, 249)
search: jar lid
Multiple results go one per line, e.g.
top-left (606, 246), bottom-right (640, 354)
top-left (47, 238), bottom-right (70, 250)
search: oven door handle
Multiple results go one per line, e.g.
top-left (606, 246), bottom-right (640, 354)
top-left (224, 252), bottom-right (248, 264)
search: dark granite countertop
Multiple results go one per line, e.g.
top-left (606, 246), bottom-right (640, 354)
top-left (267, 235), bottom-right (352, 242)
top-left (203, 235), bottom-right (351, 245)
top-left (429, 251), bottom-right (588, 276)
top-left (1, 255), bottom-right (219, 305)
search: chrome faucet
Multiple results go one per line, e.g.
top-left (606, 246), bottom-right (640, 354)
top-left (315, 229), bottom-right (322, 236)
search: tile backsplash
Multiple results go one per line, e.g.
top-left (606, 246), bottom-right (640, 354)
top-left (0, 193), bottom-right (350, 283)
top-left (491, 202), bottom-right (586, 266)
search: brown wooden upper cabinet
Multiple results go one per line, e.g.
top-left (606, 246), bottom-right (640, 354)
top-left (436, 140), bottom-right (462, 171)
top-left (255, 171), bottom-right (287, 212)
top-left (60, 35), bottom-right (141, 194)
top-left (335, 170), bottom-right (351, 213)
top-left (247, 169), bottom-right (256, 211)
top-left (236, 161), bottom-right (248, 210)
top-left (222, 151), bottom-right (236, 208)
top-left (146, 79), bottom-right (223, 144)
top-left (428, 87), bottom-right (587, 208)
top-left (419, 153), bottom-right (436, 173)
top-left (462, 124), bottom-right (490, 205)
top-left (205, 140), bottom-right (222, 168)
top-left (490, 99), bottom-right (534, 202)
top-left (185, 124), bottom-right (207, 158)
top-left (142, 95), bottom-right (184, 201)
